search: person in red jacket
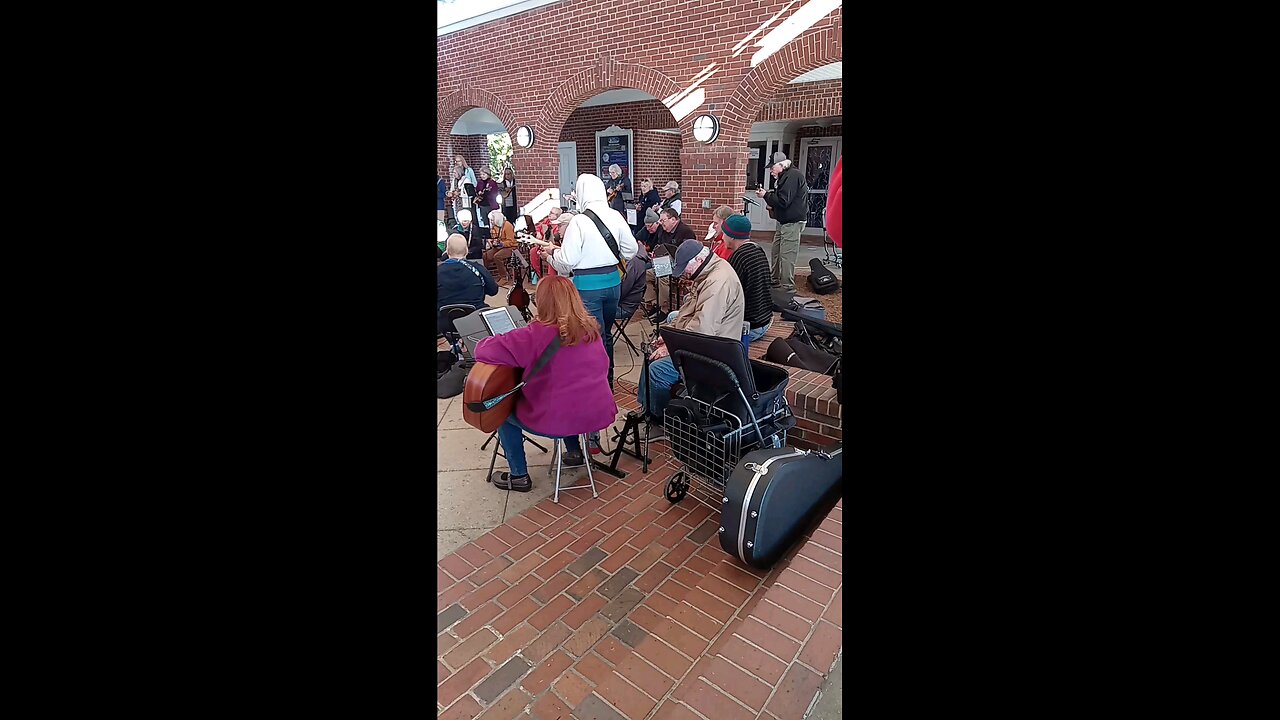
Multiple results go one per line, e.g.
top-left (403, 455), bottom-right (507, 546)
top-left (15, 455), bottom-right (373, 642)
top-left (825, 157), bottom-right (842, 248)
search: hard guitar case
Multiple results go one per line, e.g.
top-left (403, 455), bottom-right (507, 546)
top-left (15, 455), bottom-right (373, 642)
top-left (719, 443), bottom-right (842, 568)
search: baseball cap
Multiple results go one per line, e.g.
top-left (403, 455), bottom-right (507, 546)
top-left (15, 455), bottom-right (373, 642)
top-left (644, 209), bottom-right (660, 224)
top-left (671, 239), bottom-right (708, 276)
top-left (771, 152), bottom-right (788, 165)
top-left (663, 181), bottom-right (680, 191)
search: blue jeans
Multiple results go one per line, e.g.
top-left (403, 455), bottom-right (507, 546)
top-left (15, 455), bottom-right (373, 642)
top-left (746, 322), bottom-right (771, 342)
top-left (638, 356), bottom-right (682, 418)
top-left (578, 283), bottom-right (621, 385)
top-left (498, 412), bottom-right (581, 478)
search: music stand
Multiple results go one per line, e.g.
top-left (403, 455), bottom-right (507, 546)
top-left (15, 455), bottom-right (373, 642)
top-left (606, 337), bottom-right (658, 475)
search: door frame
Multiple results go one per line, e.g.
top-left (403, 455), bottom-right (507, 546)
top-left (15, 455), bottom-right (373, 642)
top-left (799, 138), bottom-right (841, 235)
top-left (557, 141), bottom-right (577, 207)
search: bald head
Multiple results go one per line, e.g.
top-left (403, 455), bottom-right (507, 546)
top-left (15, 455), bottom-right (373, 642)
top-left (445, 234), bottom-right (469, 258)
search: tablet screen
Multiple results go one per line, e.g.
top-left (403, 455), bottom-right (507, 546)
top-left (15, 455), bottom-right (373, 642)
top-left (481, 308), bottom-right (518, 336)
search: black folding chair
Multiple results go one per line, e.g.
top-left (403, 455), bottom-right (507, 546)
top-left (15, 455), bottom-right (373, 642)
top-left (439, 304), bottom-right (477, 359)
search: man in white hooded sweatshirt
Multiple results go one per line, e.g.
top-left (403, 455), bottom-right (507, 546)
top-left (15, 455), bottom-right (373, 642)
top-left (541, 173), bottom-right (638, 450)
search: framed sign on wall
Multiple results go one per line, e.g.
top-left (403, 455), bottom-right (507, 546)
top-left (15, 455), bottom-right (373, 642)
top-left (595, 125), bottom-right (635, 194)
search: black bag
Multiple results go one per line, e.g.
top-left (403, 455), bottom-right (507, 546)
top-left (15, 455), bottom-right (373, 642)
top-left (438, 350), bottom-right (458, 375)
top-left (781, 295), bottom-right (826, 322)
top-left (437, 360), bottom-right (470, 398)
top-left (808, 258), bottom-right (840, 295)
top-left (764, 338), bottom-right (838, 375)
top-left (719, 443), bottom-right (842, 568)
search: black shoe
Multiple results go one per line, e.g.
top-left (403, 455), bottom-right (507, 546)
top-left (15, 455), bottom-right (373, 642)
top-left (490, 471), bottom-right (532, 492)
top-left (560, 451), bottom-right (586, 467)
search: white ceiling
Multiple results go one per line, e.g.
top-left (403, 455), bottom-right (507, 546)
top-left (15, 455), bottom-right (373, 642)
top-left (789, 61), bottom-right (842, 84)
top-left (580, 89), bottom-right (659, 107)
top-left (450, 106), bottom-right (507, 135)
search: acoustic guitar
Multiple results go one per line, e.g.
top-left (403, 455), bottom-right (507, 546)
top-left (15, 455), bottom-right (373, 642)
top-left (463, 363), bottom-right (521, 433)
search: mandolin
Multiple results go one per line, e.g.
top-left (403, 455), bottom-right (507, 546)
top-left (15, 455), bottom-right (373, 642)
top-left (508, 256), bottom-right (532, 321)
top-left (756, 184), bottom-right (776, 219)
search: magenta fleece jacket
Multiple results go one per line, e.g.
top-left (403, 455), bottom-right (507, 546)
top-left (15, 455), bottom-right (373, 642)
top-left (473, 321), bottom-right (618, 437)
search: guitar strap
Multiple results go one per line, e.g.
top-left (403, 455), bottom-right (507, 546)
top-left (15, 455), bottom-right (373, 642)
top-left (582, 209), bottom-right (629, 275)
top-left (464, 336), bottom-right (561, 413)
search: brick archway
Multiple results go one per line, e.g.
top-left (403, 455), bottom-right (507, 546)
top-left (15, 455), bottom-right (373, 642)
top-left (537, 58), bottom-right (684, 147)
top-left (719, 25), bottom-right (842, 147)
top-left (437, 87), bottom-right (519, 172)
top-left (510, 58), bottom-right (686, 220)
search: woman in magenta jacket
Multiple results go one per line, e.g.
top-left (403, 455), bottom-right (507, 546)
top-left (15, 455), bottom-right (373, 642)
top-left (473, 276), bottom-right (618, 492)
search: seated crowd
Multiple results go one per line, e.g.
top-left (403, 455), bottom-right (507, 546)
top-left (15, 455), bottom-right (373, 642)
top-left (438, 169), bottom-right (779, 490)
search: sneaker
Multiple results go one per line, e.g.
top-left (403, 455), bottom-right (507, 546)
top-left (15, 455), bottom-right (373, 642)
top-left (560, 451), bottom-right (586, 467)
top-left (490, 471), bottom-right (532, 492)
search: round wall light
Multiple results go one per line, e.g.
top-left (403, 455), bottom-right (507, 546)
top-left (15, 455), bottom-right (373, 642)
top-left (692, 115), bottom-right (719, 144)
top-left (515, 125), bottom-right (535, 148)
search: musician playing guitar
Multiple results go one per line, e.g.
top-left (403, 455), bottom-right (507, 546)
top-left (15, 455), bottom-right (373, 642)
top-left (471, 276), bottom-right (618, 492)
top-left (604, 164), bottom-right (630, 215)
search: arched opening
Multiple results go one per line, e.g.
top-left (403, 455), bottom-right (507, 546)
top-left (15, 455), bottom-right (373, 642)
top-left (444, 107), bottom-right (516, 230)
top-left (554, 88), bottom-right (684, 230)
top-left (746, 60), bottom-right (843, 237)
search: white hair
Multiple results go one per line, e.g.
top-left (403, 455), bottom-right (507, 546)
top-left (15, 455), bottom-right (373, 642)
top-left (488, 209), bottom-right (505, 225)
top-left (608, 164), bottom-right (622, 175)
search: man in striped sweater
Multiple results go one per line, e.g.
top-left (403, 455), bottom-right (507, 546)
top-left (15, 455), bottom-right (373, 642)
top-left (723, 214), bottom-right (774, 341)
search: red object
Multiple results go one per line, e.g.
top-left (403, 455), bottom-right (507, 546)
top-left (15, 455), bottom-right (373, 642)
top-left (825, 157), bottom-right (842, 248)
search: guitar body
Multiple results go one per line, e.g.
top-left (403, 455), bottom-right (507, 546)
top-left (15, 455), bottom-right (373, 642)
top-left (463, 362), bottom-right (522, 433)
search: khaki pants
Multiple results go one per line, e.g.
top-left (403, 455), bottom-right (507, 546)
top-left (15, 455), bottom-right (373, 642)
top-left (771, 220), bottom-right (805, 292)
top-left (644, 270), bottom-right (675, 310)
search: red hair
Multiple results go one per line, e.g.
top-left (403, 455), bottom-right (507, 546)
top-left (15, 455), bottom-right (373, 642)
top-left (534, 276), bottom-right (601, 347)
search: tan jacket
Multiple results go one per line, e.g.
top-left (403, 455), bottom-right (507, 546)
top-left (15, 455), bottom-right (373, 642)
top-left (672, 254), bottom-right (745, 340)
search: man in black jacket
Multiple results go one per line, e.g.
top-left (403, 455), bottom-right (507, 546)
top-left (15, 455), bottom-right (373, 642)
top-left (755, 152), bottom-right (810, 294)
top-left (437, 234), bottom-right (498, 331)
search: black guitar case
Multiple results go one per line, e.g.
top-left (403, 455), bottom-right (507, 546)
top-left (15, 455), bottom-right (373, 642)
top-left (808, 258), bottom-right (840, 295)
top-left (719, 443), bottom-right (842, 568)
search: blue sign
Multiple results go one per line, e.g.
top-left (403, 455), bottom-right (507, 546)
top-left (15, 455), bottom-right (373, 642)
top-left (598, 134), bottom-right (630, 180)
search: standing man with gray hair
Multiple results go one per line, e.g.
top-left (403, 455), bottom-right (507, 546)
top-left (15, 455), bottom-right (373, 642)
top-left (755, 152), bottom-right (809, 294)
top-left (605, 164), bottom-right (631, 215)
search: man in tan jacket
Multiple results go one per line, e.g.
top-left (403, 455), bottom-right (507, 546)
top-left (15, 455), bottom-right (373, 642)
top-left (638, 239), bottom-right (746, 418)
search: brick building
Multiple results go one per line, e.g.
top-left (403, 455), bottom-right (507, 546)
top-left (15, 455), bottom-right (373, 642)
top-left (438, 0), bottom-right (843, 235)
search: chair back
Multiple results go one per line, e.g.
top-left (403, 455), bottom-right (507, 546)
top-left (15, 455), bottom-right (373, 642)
top-left (660, 327), bottom-right (758, 404)
top-left (440, 304), bottom-right (477, 337)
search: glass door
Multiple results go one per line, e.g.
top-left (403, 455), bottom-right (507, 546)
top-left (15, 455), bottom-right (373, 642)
top-left (800, 139), bottom-right (840, 233)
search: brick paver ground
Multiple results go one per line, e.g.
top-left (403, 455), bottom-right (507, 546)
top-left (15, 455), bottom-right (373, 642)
top-left (437, 382), bottom-right (843, 720)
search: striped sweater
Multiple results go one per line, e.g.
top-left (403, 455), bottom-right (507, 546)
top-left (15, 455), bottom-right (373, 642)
top-left (728, 242), bottom-right (773, 328)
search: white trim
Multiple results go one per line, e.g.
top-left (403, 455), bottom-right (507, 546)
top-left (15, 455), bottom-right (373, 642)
top-left (437, 0), bottom-right (563, 36)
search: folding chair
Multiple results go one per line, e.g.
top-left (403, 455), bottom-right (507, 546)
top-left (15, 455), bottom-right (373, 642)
top-left (822, 231), bottom-right (842, 268)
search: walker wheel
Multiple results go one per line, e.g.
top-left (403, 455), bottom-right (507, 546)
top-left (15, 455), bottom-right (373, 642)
top-left (665, 473), bottom-right (688, 503)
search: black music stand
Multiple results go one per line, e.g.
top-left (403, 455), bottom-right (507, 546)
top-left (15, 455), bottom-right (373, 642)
top-left (606, 338), bottom-right (659, 475)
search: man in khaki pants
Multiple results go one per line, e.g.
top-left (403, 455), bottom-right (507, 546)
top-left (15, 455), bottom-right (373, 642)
top-left (755, 152), bottom-right (809, 294)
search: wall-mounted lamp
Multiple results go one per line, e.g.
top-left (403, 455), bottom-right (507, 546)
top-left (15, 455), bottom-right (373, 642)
top-left (692, 115), bottom-right (719, 144)
top-left (515, 125), bottom-right (535, 148)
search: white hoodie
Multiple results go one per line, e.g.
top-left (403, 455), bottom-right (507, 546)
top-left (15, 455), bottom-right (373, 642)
top-left (553, 173), bottom-right (638, 276)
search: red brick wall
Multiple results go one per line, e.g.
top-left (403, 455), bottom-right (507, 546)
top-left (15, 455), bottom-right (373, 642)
top-left (448, 135), bottom-right (490, 177)
top-left (757, 80), bottom-right (843, 122)
top-left (560, 101), bottom-right (682, 182)
top-left (438, 0), bottom-right (842, 232)
top-left (632, 131), bottom-right (682, 195)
